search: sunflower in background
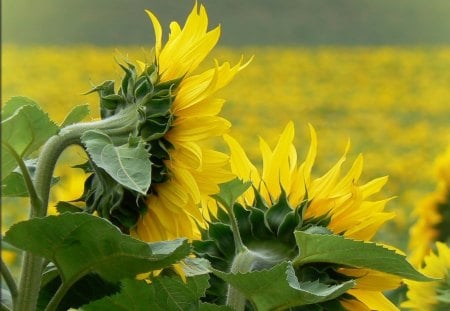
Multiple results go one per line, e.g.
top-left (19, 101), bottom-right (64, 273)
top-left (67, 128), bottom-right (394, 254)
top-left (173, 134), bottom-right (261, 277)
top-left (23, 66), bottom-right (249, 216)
top-left (197, 122), bottom-right (405, 310)
top-left (402, 242), bottom-right (450, 310)
top-left (408, 146), bottom-right (450, 266)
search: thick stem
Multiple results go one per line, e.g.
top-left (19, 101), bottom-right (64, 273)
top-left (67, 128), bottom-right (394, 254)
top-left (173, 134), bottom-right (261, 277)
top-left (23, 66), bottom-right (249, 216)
top-left (1, 259), bottom-right (18, 307)
top-left (15, 106), bottom-right (139, 311)
top-left (226, 249), bottom-right (257, 311)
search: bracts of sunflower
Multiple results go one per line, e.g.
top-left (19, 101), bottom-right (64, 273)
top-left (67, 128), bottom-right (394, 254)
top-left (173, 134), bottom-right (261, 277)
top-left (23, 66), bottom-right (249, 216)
top-left (72, 3), bottom-right (249, 242)
top-left (194, 122), bottom-right (431, 311)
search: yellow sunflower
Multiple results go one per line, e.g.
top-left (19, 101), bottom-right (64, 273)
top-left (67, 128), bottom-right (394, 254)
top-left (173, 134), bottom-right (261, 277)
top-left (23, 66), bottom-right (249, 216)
top-left (224, 121), bottom-right (401, 310)
top-left (402, 242), bottom-right (450, 310)
top-left (408, 146), bottom-right (450, 266)
top-left (130, 3), bottom-right (248, 242)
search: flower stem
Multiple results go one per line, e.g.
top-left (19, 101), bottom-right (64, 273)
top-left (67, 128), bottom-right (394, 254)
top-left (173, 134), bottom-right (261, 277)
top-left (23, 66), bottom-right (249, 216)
top-left (15, 106), bottom-right (139, 311)
top-left (226, 249), bottom-right (257, 311)
top-left (221, 203), bottom-right (246, 254)
top-left (1, 258), bottom-right (18, 307)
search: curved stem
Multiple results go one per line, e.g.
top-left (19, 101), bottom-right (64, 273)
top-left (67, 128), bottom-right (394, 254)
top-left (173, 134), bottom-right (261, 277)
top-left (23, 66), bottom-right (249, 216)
top-left (1, 259), bottom-right (18, 307)
top-left (15, 106), bottom-right (139, 311)
top-left (44, 278), bottom-right (77, 311)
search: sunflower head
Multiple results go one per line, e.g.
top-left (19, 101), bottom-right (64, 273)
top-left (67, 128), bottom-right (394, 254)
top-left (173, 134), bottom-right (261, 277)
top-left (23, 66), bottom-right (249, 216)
top-left (68, 3), bottom-right (246, 236)
top-left (403, 242), bottom-right (450, 310)
top-left (194, 122), bottom-right (406, 310)
top-left (409, 146), bottom-right (450, 266)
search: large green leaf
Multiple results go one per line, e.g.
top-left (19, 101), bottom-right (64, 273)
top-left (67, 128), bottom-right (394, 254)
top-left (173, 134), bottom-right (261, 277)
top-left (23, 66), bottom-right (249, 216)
top-left (81, 275), bottom-right (210, 311)
top-left (81, 130), bottom-right (151, 195)
top-left (60, 104), bottom-right (90, 127)
top-left (213, 262), bottom-right (355, 310)
top-left (293, 230), bottom-right (431, 281)
top-left (213, 178), bottom-right (251, 209)
top-left (1, 103), bottom-right (59, 179)
top-left (3, 213), bottom-right (190, 284)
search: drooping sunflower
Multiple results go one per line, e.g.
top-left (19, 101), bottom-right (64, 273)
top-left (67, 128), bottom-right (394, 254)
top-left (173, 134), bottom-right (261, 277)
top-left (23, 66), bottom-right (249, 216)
top-left (79, 3), bottom-right (247, 241)
top-left (402, 241), bottom-right (450, 310)
top-left (408, 146), bottom-right (450, 266)
top-left (197, 122), bottom-right (403, 310)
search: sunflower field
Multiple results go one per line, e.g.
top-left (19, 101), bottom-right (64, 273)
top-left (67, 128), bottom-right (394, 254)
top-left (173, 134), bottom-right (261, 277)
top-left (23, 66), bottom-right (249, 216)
top-left (2, 3), bottom-right (450, 311)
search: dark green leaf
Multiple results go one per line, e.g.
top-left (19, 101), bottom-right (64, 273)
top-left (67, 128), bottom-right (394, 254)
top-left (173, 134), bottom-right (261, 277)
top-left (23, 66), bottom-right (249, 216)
top-left (199, 303), bottom-right (234, 311)
top-left (55, 201), bottom-right (84, 213)
top-left (81, 275), bottom-right (210, 311)
top-left (4, 213), bottom-right (190, 284)
top-left (293, 230), bottom-right (431, 281)
top-left (60, 104), bottom-right (90, 127)
top-left (38, 272), bottom-right (120, 311)
top-left (82, 130), bottom-right (151, 194)
top-left (213, 262), bottom-right (354, 310)
top-left (1, 104), bottom-right (59, 180)
top-left (213, 178), bottom-right (251, 210)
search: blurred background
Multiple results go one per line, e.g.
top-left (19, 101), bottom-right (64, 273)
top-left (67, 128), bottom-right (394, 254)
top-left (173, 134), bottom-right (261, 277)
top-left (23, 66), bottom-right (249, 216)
top-left (2, 0), bottom-right (450, 262)
top-left (3, 0), bottom-right (450, 45)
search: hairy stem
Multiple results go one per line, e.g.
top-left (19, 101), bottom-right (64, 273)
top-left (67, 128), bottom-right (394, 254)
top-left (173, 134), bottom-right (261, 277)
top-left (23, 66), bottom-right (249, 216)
top-left (15, 106), bottom-right (139, 311)
top-left (226, 249), bottom-right (257, 311)
top-left (1, 258), bottom-right (18, 307)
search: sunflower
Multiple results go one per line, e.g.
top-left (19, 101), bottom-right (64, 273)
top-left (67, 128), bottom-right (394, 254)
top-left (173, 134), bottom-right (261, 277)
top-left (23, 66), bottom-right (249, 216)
top-left (80, 3), bottom-right (247, 241)
top-left (402, 242), bottom-right (450, 310)
top-left (198, 122), bottom-right (402, 310)
top-left (408, 146), bottom-right (450, 266)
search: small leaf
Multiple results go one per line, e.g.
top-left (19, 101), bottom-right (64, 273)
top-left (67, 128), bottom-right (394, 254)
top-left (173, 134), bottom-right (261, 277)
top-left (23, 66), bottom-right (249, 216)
top-left (213, 178), bottom-right (251, 209)
top-left (4, 213), bottom-right (190, 284)
top-left (1, 96), bottom-right (38, 120)
top-left (213, 262), bottom-right (355, 310)
top-left (293, 230), bottom-right (431, 281)
top-left (81, 275), bottom-right (210, 311)
top-left (82, 130), bottom-right (151, 194)
top-left (55, 201), bottom-right (84, 213)
top-left (60, 104), bottom-right (90, 127)
top-left (2, 104), bottom-right (59, 180)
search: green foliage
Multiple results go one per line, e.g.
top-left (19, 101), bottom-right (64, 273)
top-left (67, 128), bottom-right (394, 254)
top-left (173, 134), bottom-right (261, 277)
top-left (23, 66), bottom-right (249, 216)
top-left (81, 130), bottom-right (152, 195)
top-left (81, 275), bottom-right (210, 311)
top-left (293, 230), bottom-right (431, 281)
top-left (60, 104), bottom-right (90, 127)
top-left (1, 97), bottom-right (59, 180)
top-left (213, 262), bottom-right (354, 310)
top-left (213, 178), bottom-right (251, 210)
top-left (4, 213), bottom-right (191, 285)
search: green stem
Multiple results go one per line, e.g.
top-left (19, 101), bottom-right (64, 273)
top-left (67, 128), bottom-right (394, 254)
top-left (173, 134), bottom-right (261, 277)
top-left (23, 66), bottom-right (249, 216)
top-left (15, 106), bottom-right (139, 311)
top-left (226, 249), bottom-right (257, 311)
top-left (44, 278), bottom-right (77, 311)
top-left (222, 203), bottom-right (246, 253)
top-left (1, 303), bottom-right (11, 311)
top-left (1, 258), bottom-right (18, 307)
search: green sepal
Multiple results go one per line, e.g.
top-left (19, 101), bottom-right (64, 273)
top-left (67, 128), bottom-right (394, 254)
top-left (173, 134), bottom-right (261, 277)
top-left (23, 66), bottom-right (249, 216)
top-left (213, 261), bottom-right (355, 310)
top-left (293, 230), bottom-right (432, 281)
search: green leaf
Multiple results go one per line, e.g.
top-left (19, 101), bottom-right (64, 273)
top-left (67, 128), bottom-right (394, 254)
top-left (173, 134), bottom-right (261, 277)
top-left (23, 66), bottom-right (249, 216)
top-left (293, 230), bottom-right (431, 281)
top-left (1, 96), bottom-right (39, 120)
top-left (213, 178), bottom-right (251, 209)
top-left (81, 275), bottom-right (210, 311)
top-left (55, 201), bottom-right (84, 213)
top-left (2, 160), bottom-right (60, 197)
top-left (199, 303), bottom-right (234, 311)
top-left (60, 104), bottom-right (90, 127)
top-left (1, 104), bottom-right (59, 180)
top-left (4, 213), bottom-right (190, 285)
top-left (1, 172), bottom-right (30, 197)
top-left (81, 130), bottom-right (151, 194)
top-left (213, 262), bottom-right (355, 310)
